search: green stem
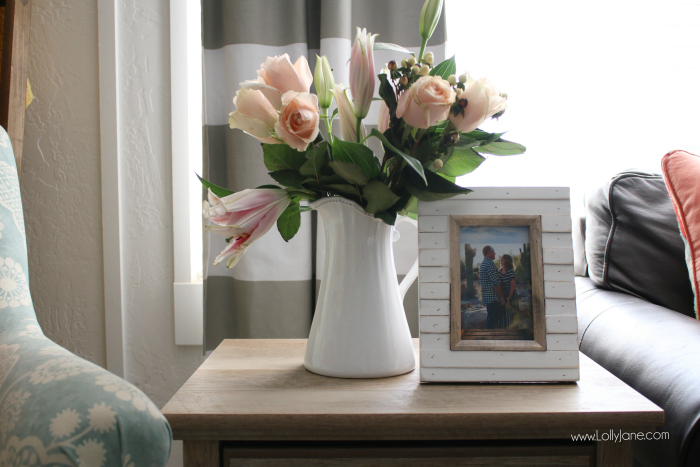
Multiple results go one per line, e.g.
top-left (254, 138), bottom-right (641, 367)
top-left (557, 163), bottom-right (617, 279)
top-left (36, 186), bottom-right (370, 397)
top-left (321, 108), bottom-right (333, 145)
top-left (356, 118), bottom-right (363, 144)
top-left (418, 38), bottom-right (428, 63)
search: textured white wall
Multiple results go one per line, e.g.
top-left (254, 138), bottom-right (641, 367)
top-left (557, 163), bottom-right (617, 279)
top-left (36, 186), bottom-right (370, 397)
top-left (23, 0), bottom-right (204, 410)
top-left (117, 0), bottom-right (204, 407)
top-left (23, 0), bottom-right (106, 367)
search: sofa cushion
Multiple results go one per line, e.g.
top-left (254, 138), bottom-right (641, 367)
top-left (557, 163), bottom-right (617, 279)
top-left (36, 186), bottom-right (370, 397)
top-left (661, 150), bottom-right (700, 318)
top-left (584, 171), bottom-right (695, 317)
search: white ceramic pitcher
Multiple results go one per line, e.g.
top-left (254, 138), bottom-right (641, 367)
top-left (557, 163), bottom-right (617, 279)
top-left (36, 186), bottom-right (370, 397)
top-left (304, 197), bottom-right (418, 378)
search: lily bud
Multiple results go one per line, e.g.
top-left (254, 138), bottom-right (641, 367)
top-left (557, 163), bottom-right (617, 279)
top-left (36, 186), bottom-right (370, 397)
top-left (350, 27), bottom-right (378, 120)
top-left (419, 0), bottom-right (444, 41)
top-left (411, 65), bottom-right (421, 75)
top-left (314, 55), bottom-right (335, 110)
top-left (420, 64), bottom-right (430, 76)
top-left (424, 52), bottom-right (434, 64)
top-left (447, 74), bottom-right (457, 85)
top-left (388, 60), bottom-right (397, 71)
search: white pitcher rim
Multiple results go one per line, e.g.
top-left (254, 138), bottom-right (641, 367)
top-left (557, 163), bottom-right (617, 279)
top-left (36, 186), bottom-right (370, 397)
top-left (309, 197), bottom-right (377, 220)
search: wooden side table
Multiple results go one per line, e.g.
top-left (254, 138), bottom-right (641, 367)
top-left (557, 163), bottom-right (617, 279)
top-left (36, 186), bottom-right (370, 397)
top-left (162, 339), bottom-right (664, 466)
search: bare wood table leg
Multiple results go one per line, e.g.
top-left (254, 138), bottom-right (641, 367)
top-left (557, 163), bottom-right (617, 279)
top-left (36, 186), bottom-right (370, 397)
top-left (597, 440), bottom-right (633, 466)
top-left (183, 440), bottom-right (219, 467)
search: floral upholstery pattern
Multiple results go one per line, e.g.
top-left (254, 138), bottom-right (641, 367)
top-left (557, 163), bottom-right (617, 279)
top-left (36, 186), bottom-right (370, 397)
top-left (0, 127), bottom-right (171, 466)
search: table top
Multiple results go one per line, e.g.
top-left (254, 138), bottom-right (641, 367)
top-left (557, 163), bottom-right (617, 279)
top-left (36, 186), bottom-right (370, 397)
top-left (162, 339), bottom-right (663, 441)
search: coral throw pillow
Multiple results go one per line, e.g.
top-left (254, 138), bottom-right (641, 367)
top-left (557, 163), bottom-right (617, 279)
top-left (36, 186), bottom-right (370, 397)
top-left (662, 150), bottom-right (700, 318)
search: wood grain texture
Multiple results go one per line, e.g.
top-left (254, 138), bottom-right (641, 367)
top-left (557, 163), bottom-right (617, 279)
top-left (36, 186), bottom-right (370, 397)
top-left (421, 367), bottom-right (581, 382)
top-left (419, 267), bottom-right (449, 283)
top-left (419, 299), bottom-right (450, 316)
top-left (421, 349), bottom-right (579, 369)
top-left (417, 199), bottom-right (570, 216)
top-left (224, 443), bottom-right (593, 466)
top-left (418, 215), bottom-right (447, 232)
top-left (0, 0), bottom-right (31, 176)
top-left (419, 282), bottom-right (450, 300)
top-left (545, 316), bottom-right (578, 333)
top-left (597, 440), bottom-right (633, 467)
top-left (162, 340), bottom-right (663, 442)
top-left (541, 216), bottom-right (573, 232)
top-left (419, 248), bottom-right (449, 266)
top-left (184, 440), bottom-right (218, 467)
top-left (418, 232), bottom-right (448, 249)
top-left (420, 333), bottom-right (579, 352)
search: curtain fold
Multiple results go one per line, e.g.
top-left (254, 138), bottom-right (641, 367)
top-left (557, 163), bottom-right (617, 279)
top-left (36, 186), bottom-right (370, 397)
top-left (202, 0), bottom-right (446, 350)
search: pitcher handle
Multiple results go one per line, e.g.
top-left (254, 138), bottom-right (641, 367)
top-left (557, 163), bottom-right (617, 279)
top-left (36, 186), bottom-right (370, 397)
top-left (393, 216), bottom-right (419, 301)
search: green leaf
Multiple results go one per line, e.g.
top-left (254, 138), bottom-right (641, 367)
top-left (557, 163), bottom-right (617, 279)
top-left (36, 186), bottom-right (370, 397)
top-left (318, 174), bottom-right (347, 185)
top-left (277, 202), bottom-right (301, 242)
top-left (374, 42), bottom-right (411, 54)
top-left (368, 128), bottom-right (427, 185)
top-left (299, 142), bottom-right (330, 179)
top-left (263, 144), bottom-right (308, 172)
top-left (374, 210), bottom-right (397, 225)
top-left (406, 169), bottom-right (472, 201)
top-left (268, 169), bottom-right (307, 187)
top-left (197, 174), bottom-right (234, 198)
top-left (378, 74), bottom-right (398, 116)
top-left (440, 148), bottom-right (486, 177)
top-left (429, 55), bottom-right (456, 80)
top-left (328, 161), bottom-right (369, 186)
top-left (362, 180), bottom-right (401, 214)
top-left (475, 139), bottom-right (527, 156)
top-left (461, 130), bottom-right (503, 144)
top-left (331, 139), bottom-right (380, 180)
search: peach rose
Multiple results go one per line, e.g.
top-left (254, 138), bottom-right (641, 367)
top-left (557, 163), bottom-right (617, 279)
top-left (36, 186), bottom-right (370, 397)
top-left (274, 91), bottom-right (320, 151)
top-left (448, 77), bottom-right (489, 133)
top-left (480, 78), bottom-right (507, 119)
top-left (228, 88), bottom-right (280, 144)
top-left (396, 76), bottom-right (456, 129)
top-left (240, 54), bottom-right (313, 110)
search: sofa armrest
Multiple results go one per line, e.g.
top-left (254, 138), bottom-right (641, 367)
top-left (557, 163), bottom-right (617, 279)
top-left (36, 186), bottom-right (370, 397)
top-left (577, 278), bottom-right (700, 467)
top-left (1, 320), bottom-right (171, 466)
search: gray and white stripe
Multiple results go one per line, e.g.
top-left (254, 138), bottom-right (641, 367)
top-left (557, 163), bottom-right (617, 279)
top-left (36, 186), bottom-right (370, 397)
top-left (203, 0), bottom-right (447, 350)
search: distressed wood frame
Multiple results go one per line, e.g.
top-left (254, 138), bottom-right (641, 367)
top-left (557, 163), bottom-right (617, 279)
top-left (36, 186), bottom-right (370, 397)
top-left (418, 187), bottom-right (580, 383)
top-left (449, 215), bottom-right (546, 351)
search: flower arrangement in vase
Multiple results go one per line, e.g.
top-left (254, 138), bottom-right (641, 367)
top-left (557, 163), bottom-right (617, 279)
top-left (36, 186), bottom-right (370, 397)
top-left (200, 0), bottom-right (525, 378)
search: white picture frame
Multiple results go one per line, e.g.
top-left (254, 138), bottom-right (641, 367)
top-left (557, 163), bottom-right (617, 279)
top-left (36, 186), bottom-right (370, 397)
top-left (418, 187), bottom-right (580, 382)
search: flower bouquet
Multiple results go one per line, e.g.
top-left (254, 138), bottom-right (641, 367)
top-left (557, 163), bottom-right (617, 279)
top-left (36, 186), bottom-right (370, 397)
top-left (201, 0), bottom-right (525, 269)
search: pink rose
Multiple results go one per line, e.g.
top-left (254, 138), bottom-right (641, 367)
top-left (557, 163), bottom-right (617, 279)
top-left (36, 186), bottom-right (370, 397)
top-left (448, 77), bottom-right (489, 133)
top-left (228, 88), bottom-right (280, 144)
top-left (240, 54), bottom-right (314, 110)
top-left (378, 100), bottom-right (391, 134)
top-left (274, 91), bottom-right (320, 151)
top-left (479, 78), bottom-right (507, 119)
top-left (204, 188), bottom-right (291, 268)
top-left (259, 54), bottom-right (313, 94)
top-left (396, 76), bottom-right (456, 129)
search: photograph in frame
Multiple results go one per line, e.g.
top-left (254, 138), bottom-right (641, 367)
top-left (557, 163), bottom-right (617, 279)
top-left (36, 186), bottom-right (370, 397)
top-left (449, 215), bottom-right (546, 351)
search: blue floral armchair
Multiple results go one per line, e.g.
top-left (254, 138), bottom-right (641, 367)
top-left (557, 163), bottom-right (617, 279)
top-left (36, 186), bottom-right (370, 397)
top-left (0, 127), bottom-right (171, 466)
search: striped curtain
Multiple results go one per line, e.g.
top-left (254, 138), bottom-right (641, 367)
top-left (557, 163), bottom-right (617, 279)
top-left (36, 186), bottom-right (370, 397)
top-left (202, 0), bottom-right (447, 350)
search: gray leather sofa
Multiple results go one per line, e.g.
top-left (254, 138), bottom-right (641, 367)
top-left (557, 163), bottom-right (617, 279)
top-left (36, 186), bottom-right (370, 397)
top-left (574, 171), bottom-right (700, 467)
